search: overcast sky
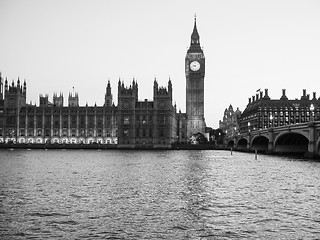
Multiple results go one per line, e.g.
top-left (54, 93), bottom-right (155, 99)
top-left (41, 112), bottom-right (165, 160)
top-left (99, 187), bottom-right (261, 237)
top-left (1, 0), bottom-right (320, 128)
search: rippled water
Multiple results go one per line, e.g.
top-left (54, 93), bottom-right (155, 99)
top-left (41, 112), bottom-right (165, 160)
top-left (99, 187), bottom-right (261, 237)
top-left (1, 149), bottom-right (320, 239)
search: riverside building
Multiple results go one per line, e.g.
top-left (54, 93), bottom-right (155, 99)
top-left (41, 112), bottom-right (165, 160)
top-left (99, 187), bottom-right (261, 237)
top-left (0, 18), bottom-right (207, 147)
top-left (239, 89), bottom-right (320, 133)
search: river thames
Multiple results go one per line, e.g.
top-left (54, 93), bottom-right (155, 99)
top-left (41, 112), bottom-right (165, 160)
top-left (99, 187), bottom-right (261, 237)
top-left (0, 149), bottom-right (319, 239)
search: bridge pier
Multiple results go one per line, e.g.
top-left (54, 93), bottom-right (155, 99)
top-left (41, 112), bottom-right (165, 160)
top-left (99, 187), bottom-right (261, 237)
top-left (247, 134), bottom-right (252, 151)
top-left (306, 122), bottom-right (317, 158)
top-left (267, 128), bottom-right (274, 154)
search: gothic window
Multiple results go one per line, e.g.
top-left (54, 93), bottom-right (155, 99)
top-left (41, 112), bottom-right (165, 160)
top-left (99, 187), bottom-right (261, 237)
top-left (37, 129), bottom-right (42, 136)
top-left (80, 116), bottom-right (85, 128)
top-left (53, 117), bottom-right (60, 128)
top-left (19, 129), bottom-right (25, 136)
top-left (45, 116), bottom-right (51, 128)
top-left (62, 129), bottom-right (68, 137)
top-left (123, 102), bottom-right (129, 109)
top-left (88, 116), bottom-right (94, 128)
top-left (45, 129), bottom-right (50, 137)
top-left (88, 129), bottom-right (94, 137)
top-left (53, 129), bottom-right (59, 137)
top-left (28, 129), bottom-right (33, 136)
top-left (37, 117), bottom-right (43, 128)
top-left (19, 117), bottom-right (26, 128)
top-left (79, 129), bottom-right (85, 137)
top-left (97, 117), bottom-right (103, 127)
top-left (71, 116), bottom-right (77, 128)
top-left (62, 119), bottom-right (68, 128)
top-left (123, 116), bottom-right (129, 125)
top-left (159, 129), bottom-right (165, 137)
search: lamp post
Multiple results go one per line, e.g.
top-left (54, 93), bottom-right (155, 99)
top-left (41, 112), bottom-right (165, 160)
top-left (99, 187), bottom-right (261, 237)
top-left (310, 104), bottom-right (314, 122)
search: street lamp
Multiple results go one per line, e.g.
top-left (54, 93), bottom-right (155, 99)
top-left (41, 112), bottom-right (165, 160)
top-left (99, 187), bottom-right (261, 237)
top-left (310, 104), bottom-right (314, 121)
top-left (248, 122), bottom-right (251, 132)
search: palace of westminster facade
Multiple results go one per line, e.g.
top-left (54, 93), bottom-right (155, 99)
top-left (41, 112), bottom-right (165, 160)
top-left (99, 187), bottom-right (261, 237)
top-left (0, 18), bottom-right (206, 147)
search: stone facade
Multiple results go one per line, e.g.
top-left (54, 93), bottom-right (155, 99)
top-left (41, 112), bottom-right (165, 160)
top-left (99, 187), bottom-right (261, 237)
top-left (239, 89), bottom-right (320, 133)
top-left (219, 104), bottom-right (241, 138)
top-left (185, 17), bottom-right (206, 139)
top-left (0, 18), bottom-right (207, 147)
top-left (0, 76), bottom-right (179, 148)
top-left (117, 79), bottom-right (178, 148)
top-left (0, 77), bottom-right (117, 145)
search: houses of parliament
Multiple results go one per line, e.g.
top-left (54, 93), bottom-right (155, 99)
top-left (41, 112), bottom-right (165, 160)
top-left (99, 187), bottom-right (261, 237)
top-left (0, 18), bottom-right (206, 148)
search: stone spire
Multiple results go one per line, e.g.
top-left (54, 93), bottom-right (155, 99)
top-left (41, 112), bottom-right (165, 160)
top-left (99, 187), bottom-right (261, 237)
top-left (188, 15), bottom-right (203, 53)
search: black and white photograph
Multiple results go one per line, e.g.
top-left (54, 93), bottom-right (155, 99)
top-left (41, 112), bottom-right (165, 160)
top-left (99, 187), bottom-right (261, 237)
top-left (1, 0), bottom-right (320, 239)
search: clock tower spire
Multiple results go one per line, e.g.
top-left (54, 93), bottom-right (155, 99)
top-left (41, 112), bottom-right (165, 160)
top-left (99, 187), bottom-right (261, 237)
top-left (188, 16), bottom-right (202, 53)
top-left (185, 16), bottom-right (206, 139)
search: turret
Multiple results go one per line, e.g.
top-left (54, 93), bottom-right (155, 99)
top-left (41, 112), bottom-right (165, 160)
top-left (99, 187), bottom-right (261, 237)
top-left (153, 78), bottom-right (158, 96)
top-left (118, 79), bottom-right (138, 98)
top-left (39, 94), bottom-right (50, 106)
top-left (17, 78), bottom-right (20, 89)
top-left (4, 78), bottom-right (8, 92)
top-left (168, 78), bottom-right (172, 96)
top-left (105, 80), bottom-right (113, 107)
top-left (68, 92), bottom-right (79, 107)
top-left (117, 79), bottom-right (139, 111)
top-left (280, 89), bottom-right (288, 100)
top-left (0, 72), bottom-right (3, 100)
top-left (3, 78), bottom-right (26, 109)
top-left (23, 80), bottom-right (26, 94)
top-left (53, 92), bottom-right (64, 106)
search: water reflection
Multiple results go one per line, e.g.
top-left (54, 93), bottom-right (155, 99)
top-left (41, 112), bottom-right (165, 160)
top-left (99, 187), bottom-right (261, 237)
top-left (0, 149), bottom-right (320, 239)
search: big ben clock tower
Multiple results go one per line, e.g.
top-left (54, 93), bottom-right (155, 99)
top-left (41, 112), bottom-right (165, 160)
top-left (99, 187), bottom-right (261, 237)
top-left (185, 16), bottom-right (206, 139)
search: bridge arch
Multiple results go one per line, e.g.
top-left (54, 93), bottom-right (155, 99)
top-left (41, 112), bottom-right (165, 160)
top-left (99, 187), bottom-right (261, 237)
top-left (227, 140), bottom-right (235, 148)
top-left (237, 138), bottom-right (248, 151)
top-left (251, 135), bottom-right (269, 152)
top-left (274, 131), bottom-right (309, 154)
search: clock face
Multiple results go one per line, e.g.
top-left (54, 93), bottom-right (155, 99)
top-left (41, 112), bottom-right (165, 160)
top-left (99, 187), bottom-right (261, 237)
top-left (190, 61), bottom-right (200, 71)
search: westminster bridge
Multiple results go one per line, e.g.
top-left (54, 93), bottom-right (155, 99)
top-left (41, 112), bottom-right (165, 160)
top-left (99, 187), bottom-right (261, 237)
top-left (226, 121), bottom-right (320, 158)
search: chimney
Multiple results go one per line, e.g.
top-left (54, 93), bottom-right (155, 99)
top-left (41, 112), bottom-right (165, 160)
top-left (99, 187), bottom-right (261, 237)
top-left (313, 92), bottom-right (316, 100)
top-left (303, 89), bottom-right (306, 97)
top-left (260, 91), bottom-right (263, 99)
top-left (264, 89), bottom-right (269, 98)
top-left (256, 94), bottom-right (259, 100)
top-left (249, 98), bottom-right (251, 104)
top-left (252, 96), bottom-right (255, 102)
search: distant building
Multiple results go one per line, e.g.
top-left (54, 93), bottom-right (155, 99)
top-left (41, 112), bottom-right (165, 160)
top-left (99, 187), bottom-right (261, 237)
top-left (117, 79), bottom-right (178, 148)
top-left (185, 17), bottom-right (206, 139)
top-left (0, 18), bottom-right (209, 147)
top-left (219, 104), bottom-right (241, 138)
top-left (0, 77), bottom-right (117, 145)
top-left (239, 89), bottom-right (320, 133)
